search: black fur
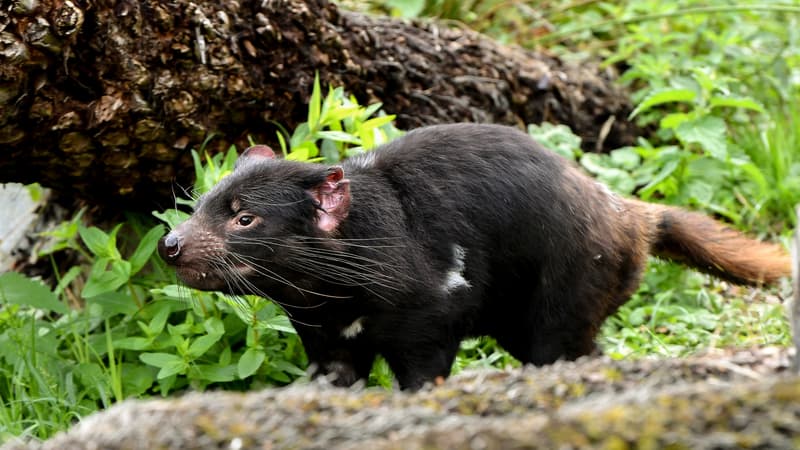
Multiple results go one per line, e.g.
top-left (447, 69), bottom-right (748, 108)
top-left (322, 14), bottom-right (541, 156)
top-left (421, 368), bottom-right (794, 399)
top-left (158, 123), bottom-right (782, 390)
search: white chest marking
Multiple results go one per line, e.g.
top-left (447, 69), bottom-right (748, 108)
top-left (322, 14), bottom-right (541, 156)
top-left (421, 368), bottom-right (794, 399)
top-left (341, 317), bottom-right (365, 339)
top-left (443, 245), bottom-right (471, 293)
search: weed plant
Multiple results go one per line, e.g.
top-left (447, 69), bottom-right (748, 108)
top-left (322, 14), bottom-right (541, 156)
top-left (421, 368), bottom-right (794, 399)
top-left (2, 2), bottom-right (799, 442)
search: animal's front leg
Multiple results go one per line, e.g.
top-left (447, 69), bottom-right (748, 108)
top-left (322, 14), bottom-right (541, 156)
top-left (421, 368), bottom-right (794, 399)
top-left (295, 325), bottom-right (376, 387)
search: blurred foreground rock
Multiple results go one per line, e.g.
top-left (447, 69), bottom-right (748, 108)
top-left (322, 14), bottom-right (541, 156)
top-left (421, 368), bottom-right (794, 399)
top-left (4, 347), bottom-right (798, 450)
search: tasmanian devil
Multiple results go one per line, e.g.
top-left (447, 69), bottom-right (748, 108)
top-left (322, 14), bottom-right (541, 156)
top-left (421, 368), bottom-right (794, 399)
top-left (158, 123), bottom-right (790, 390)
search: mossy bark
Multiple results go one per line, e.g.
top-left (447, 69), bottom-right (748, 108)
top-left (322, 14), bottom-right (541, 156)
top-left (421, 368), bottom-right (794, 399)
top-left (5, 348), bottom-right (797, 450)
top-left (1, 0), bottom-right (637, 210)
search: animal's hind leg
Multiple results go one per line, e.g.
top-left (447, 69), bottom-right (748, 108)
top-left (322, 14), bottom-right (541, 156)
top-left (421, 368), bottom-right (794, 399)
top-left (491, 282), bottom-right (604, 366)
top-left (496, 315), bottom-right (599, 366)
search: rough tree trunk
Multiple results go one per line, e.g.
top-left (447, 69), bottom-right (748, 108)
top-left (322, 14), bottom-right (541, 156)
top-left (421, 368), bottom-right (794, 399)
top-left (1, 0), bottom-right (638, 210)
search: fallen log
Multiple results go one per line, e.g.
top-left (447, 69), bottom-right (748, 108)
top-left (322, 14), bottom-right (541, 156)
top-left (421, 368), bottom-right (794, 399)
top-left (1, 0), bottom-right (638, 210)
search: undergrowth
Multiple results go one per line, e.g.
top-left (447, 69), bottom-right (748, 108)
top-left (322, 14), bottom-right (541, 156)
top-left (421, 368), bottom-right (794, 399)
top-left (2, 1), bottom-right (799, 442)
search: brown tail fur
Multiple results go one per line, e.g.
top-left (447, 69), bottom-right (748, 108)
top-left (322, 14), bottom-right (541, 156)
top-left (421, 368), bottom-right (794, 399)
top-left (633, 201), bottom-right (790, 285)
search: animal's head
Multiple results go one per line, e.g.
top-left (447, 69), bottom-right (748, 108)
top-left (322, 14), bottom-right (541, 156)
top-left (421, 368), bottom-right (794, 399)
top-left (157, 145), bottom-right (351, 293)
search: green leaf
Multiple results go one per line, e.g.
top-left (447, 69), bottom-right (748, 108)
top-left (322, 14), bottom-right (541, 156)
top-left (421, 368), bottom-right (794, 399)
top-left (86, 291), bottom-right (140, 316)
top-left (79, 226), bottom-right (111, 258)
top-left (114, 337), bottom-right (153, 350)
top-left (609, 148), bottom-right (641, 171)
top-left (188, 333), bottom-right (223, 359)
top-left (54, 265), bottom-right (82, 297)
top-left (121, 363), bottom-right (156, 397)
top-left (630, 88), bottom-right (697, 119)
top-left (204, 317), bottom-right (225, 336)
top-left (238, 348), bottom-right (266, 378)
top-left (193, 364), bottom-right (237, 383)
top-left (308, 73), bottom-right (322, 131)
top-left (152, 209), bottom-right (190, 229)
top-left (271, 359), bottom-right (308, 377)
top-left (150, 284), bottom-right (187, 301)
top-left (0, 272), bottom-right (69, 314)
top-left (527, 122), bottom-right (582, 161)
top-left (685, 180), bottom-right (714, 205)
top-left (140, 353), bottom-right (187, 379)
top-left (709, 96), bottom-right (765, 113)
top-left (130, 224), bottom-right (165, 274)
top-left (639, 158), bottom-right (682, 200)
top-left (360, 115), bottom-right (396, 131)
top-left (81, 259), bottom-right (132, 298)
top-left (675, 116), bottom-right (728, 160)
top-left (659, 112), bottom-right (690, 130)
top-left (316, 130), bottom-right (362, 145)
top-left (139, 352), bottom-right (183, 368)
top-left (148, 302), bottom-right (173, 335)
top-left (287, 141), bottom-right (317, 161)
top-left (260, 314), bottom-right (297, 334)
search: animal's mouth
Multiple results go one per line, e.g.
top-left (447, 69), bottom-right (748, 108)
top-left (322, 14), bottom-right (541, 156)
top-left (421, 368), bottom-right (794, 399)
top-left (174, 262), bottom-right (254, 292)
top-left (175, 266), bottom-right (227, 291)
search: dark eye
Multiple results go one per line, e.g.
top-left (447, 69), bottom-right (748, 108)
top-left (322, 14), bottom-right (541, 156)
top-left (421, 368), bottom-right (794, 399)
top-left (237, 215), bottom-right (255, 226)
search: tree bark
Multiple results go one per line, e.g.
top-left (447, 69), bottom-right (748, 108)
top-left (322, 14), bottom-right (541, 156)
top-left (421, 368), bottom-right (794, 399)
top-left (0, 0), bottom-right (638, 210)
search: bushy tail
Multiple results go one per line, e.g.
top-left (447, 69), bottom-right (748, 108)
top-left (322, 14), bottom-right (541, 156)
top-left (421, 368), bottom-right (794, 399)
top-left (639, 202), bottom-right (790, 285)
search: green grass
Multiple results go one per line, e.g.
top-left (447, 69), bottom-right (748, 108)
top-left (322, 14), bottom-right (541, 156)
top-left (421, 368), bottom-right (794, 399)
top-left (3, 1), bottom-right (800, 443)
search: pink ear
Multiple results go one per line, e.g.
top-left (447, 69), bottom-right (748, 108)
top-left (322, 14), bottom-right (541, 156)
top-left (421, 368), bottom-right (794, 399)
top-left (241, 145), bottom-right (276, 160)
top-left (311, 167), bottom-right (350, 233)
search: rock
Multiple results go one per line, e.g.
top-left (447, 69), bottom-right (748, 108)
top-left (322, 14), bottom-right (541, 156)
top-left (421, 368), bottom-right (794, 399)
top-left (4, 347), bottom-right (798, 450)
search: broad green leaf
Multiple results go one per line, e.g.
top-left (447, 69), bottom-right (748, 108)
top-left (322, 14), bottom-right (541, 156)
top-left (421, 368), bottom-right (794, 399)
top-left (86, 291), bottom-right (139, 316)
top-left (709, 96), bottom-right (765, 113)
top-left (639, 158), bottom-right (682, 200)
top-left (140, 353), bottom-right (187, 379)
top-left (156, 360), bottom-right (188, 380)
top-left (150, 284), bottom-right (187, 301)
top-left (685, 180), bottom-right (714, 205)
top-left (81, 259), bottom-right (132, 298)
top-left (675, 116), bottom-right (728, 160)
top-left (260, 313), bottom-right (297, 334)
top-left (286, 141), bottom-right (316, 161)
top-left (121, 363), bottom-right (156, 397)
top-left (79, 226), bottom-right (111, 258)
top-left (290, 122), bottom-right (311, 150)
top-left (609, 148), bottom-right (641, 170)
top-left (152, 209), bottom-right (190, 229)
top-left (0, 272), bottom-right (69, 314)
top-left (193, 364), bottom-right (237, 383)
top-left (147, 302), bottom-right (173, 335)
top-left (139, 352), bottom-right (184, 368)
top-left (528, 122), bottom-right (582, 160)
top-left (204, 317), bottom-right (225, 336)
top-left (188, 333), bottom-right (223, 358)
top-left (238, 348), bottom-right (266, 378)
top-left (659, 112), bottom-right (690, 130)
top-left (130, 224), bottom-right (165, 274)
top-left (219, 346), bottom-right (232, 366)
top-left (360, 115), bottom-right (396, 131)
top-left (629, 88), bottom-right (696, 118)
top-left (320, 139), bottom-right (341, 163)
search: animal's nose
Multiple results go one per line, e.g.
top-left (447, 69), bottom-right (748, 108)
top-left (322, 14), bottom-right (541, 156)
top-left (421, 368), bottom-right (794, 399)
top-left (158, 231), bottom-right (182, 263)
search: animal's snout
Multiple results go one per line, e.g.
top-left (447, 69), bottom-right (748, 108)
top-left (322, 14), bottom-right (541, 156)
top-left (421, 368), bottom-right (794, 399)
top-left (158, 231), bottom-right (183, 263)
